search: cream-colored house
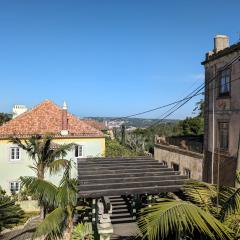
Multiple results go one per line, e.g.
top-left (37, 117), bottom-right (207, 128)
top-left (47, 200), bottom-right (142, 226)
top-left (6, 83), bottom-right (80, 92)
top-left (0, 100), bottom-right (105, 194)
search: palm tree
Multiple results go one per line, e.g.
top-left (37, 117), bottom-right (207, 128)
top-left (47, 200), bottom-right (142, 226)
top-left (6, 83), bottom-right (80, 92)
top-left (11, 135), bottom-right (73, 218)
top-left (20, 160), bottom-right (77, 240)
top-left (138, 172), bottom-right (240, 240)
top-left (0, 187), bottom-right (24, 231)
top-left (10, 135), bottom-right (73, 180)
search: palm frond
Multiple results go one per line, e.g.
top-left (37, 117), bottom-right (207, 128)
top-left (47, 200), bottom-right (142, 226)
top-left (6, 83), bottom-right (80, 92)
top-left (236, 171), bottom-right (240, 185)
top-left (56, 184), bottom-right (77, 209)
top-left (138, 199), bottom-right (233, 240)
top-left (72, 222), bottom-right (93, 240)
top-left (33, 207), bottom-right (67, 240)
top-left (20, 176), bottom-right (58, 208)
top-left (50, 143), bottom-right (74, 160)
top-left (183, 180), bottom-right (218, 215)
top-left (220, 187), bottom-right (240, 221)
top-left (48, 159), bottom-right (69, 175)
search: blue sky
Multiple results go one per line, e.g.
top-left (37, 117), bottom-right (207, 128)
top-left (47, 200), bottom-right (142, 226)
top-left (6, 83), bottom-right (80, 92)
top-left (0, 0), bottom-right (240, 119)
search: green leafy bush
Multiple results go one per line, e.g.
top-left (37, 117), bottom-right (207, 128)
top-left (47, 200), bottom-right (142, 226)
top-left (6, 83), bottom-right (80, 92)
top-left (0, 187), bottom-right (24, 231)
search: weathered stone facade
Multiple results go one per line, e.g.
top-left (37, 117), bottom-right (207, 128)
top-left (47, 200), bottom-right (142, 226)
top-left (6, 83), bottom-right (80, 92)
top-left (202, 35), bottom-right (240, 186)
top-left (154, 143), bottom-right (203, 181)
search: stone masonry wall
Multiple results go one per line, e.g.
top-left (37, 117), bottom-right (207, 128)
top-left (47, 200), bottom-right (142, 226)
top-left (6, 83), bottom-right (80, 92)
top-left (154, 144), bottom-right (203, 181)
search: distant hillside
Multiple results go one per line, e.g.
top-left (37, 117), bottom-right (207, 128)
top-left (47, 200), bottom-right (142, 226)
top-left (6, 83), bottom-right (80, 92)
top-left (84, 117), bottom-right (179, 129)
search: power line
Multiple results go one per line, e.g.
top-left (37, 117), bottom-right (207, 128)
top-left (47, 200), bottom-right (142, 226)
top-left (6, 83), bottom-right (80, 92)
top-left (148, 54), bottom-right (240, 128)
top-left (112, 54), bottom-right (240, 122)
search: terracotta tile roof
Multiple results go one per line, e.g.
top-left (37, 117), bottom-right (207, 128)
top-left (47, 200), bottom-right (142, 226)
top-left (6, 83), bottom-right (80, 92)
top-left (0, 100), bottom-right (104, 138)
top-left (82, 119), bottom-right (106, 131)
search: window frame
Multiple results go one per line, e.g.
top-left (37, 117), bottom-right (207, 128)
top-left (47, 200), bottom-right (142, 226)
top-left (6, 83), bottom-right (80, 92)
top-left (10, 181), bottom-right (20, 193)
top-left (171, 162), bottom-right (179, 172)
top-left (184, 168), bottom-right (191, 178)
top-left (9, 146), bottom-right (21, 162)
top-left (75, 145), bottom-right (84, 158)
top-left (162, 160), bottom-right (168, 167)
top-left (218, 68), bottom-right (231, 97)
top-left (218, 121), bottom-right (229, 151)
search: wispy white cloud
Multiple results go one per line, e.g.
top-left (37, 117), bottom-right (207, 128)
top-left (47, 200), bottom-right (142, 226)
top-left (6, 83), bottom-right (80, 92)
top-left (192, 73), bottom-right (204, 80)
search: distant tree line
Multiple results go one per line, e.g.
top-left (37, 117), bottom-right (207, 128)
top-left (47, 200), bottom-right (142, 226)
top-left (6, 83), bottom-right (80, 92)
top-left (0, 113), bottom-right (12, 126)
top-left (113, 100), bottom-right (204, 153)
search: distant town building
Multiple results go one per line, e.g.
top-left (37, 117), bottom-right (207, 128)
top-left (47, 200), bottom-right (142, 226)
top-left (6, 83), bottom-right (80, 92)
top-left (12, 105), bottom-right (28, 119)
top-left (0, 100), bottom-right (105, 194)
top-left (202, 35), bottom-right (240, 186)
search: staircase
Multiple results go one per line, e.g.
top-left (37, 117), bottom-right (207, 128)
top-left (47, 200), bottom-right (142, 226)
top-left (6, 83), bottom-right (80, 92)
top-left (109, 196), bottom-right (134, 224)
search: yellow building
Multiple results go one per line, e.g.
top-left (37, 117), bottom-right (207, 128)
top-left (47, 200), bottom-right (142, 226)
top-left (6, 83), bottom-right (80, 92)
top-left (0, 100), bottom-right (105, 194)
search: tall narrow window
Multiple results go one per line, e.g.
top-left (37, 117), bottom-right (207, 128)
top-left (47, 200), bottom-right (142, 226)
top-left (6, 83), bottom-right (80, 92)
top-left (184, 168), bottom-right (191, 178)
top-left (75, 145), bottom-right (83, 158)
top-left (219, 122), bottom-right (229, 150)
top-left (171, 163), bottom-right (179, 172)
top-left (219, 69), bottom-right (230, 96)
top-left (10, 181), bottom-right (20, 193)
top-left (10, 147), bottom-right (20, 161)
top-left (162, 161), bottom-right (168, 166)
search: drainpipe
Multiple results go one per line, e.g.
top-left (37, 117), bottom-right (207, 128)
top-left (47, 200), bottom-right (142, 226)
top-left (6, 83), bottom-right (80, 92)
top-left (236, 131), bottom-right (240, 188)
top-left (211, 75), bottom-right (215, 184)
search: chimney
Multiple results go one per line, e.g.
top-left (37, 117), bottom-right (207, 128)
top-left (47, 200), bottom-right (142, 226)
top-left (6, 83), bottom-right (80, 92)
top-left (61, 101), bottom-right (69, 136)
top-left (214, 35), bottom-right (229, 53)
top-left (12, 105), bottom-right (28, 119)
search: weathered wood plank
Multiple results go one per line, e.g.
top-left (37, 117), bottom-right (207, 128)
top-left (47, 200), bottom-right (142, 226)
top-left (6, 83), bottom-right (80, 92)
top-left (79, 171), bottom-right (180, 180)
top-left (79, 179), bottom-right (186, 191)
top-left (78, 185), bottom-right (183, 198)
top-left (79, 175), bottom-right (187, 184)
top-left (78, 168), bottom-right (173, 175)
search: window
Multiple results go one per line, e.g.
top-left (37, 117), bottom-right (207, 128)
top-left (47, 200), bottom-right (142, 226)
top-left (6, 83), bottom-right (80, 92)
top-left (75, 145), bottom-right (83, 158)
top-left (184, 168), bottom-right (191, 178)
top-left (219, 69), bottom-right (230, 96)
top-left (10, 181), bottom-right (20, 193)
top-left (171, 163), bottom-right (179, 171)
top-left (219, 122), bottom-right (229, 150)
top-left (10, 147), bottom-right (20, 161)
top-left (162, 161), bottom-right (168, 166)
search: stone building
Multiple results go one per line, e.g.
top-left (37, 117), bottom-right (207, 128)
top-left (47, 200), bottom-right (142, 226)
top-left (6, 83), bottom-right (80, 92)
top-left (202, 35), bottom-right (240, 186)
top-left (154, 136), bottom-right (203, 181)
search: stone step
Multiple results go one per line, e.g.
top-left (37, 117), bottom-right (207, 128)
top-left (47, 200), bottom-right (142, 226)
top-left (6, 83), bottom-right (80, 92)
top-left (112, 203), bottom-right (128, 208)
top-left (111, 213), bottom-right (131, 219)
top-left (111, 217), bottom-right (134, 224)
top-left (112, 205), bottom-right (129, 210)
top-left (112, 208), bottom-right (129, 214)
top-left (111, 200), bottom-right (126, 204)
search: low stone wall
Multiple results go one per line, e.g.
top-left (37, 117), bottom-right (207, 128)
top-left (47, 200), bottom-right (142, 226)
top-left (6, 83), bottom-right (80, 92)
top-left (154, 144), bottom-right (203, 181)
top-left (17, 200), bottom-right (40, 212)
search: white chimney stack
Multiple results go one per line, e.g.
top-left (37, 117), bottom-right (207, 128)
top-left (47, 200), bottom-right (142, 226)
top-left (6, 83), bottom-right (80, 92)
top-left (214, 35), bottom-right (229, 53)
top-left (61, 101), bottom-right (69, 136)
top-left (12, 105), bottom-right (28, 119)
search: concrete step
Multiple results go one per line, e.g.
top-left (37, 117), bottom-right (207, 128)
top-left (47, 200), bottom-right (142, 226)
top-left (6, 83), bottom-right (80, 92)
top-left (112, 208), bottom-right (129, 214)
top-left (111, 213), bottom-right (131, 219)
top-left (112, 205), bottom-right (129, 211)
top-left (111, 201), bottom-right (126, 205)
top-left (111, 217), bottom-right (134, 224)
